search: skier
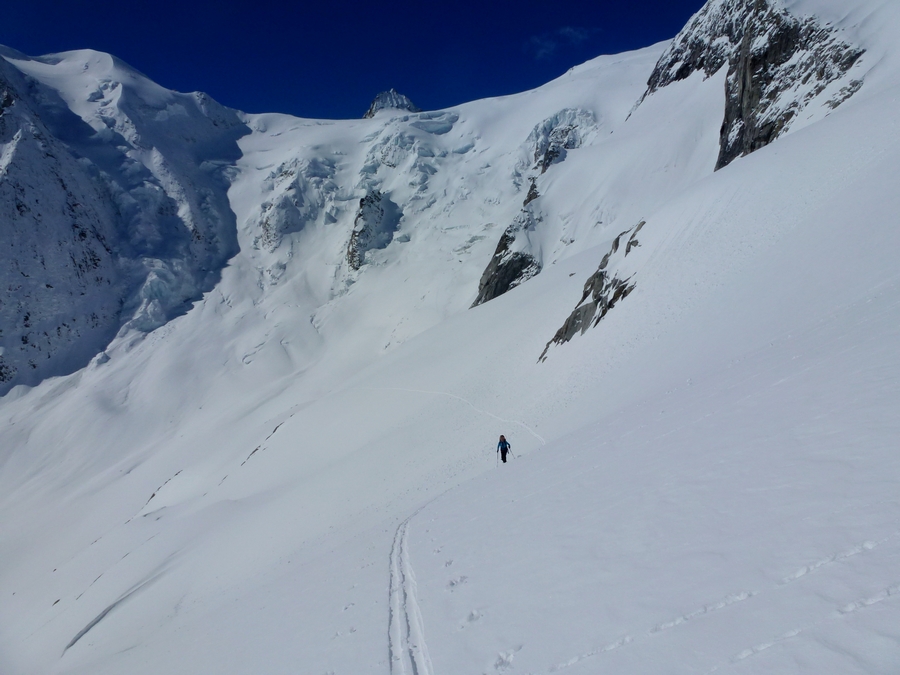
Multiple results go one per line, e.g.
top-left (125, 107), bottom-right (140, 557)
top-left (497, 434), bottom-right (511, 463)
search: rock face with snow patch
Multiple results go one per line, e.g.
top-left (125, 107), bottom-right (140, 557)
top-left (473, 110), bottom-right (596, 306)
top-left (641, 0), bottom-right (865, 169)
top-left (346, 190), bottom-right (402, 270)
top-left (540, 221), bottom-right (644, 360)
top-left (363, 89), bottom-right (421, 118)
top-left (471, 210), bottom-right (543, 307)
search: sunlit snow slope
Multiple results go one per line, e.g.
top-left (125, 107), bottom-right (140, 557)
top-left (2, 0), bottom-right (899, 673)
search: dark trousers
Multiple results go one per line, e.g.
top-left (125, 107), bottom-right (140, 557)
top-left (500, 449), bottom-right (508, 463)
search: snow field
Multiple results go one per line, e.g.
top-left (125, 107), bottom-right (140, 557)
top-left (2, 0), bottom-right (900, 672)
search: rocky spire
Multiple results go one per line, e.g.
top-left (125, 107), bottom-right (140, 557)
top-left (363, 88), bottom-right (421, 118)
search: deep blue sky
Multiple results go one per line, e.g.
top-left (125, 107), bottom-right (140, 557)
top-left (2, 0), bottom-right (706, 120)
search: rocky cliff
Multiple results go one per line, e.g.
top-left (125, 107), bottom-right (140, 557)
top-left (0, 60), bottom-right (122, 387)
top-left (346, 190), bottom-right (402, 270)
top-left (640, 0), bottom-right (865, 170)
top-left (539, 0), bottom-right (869, 359)
top-left (540, 221), bottom-right (643, 360)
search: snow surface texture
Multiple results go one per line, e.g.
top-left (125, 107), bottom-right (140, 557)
top-left (2, 0), bottom-right (900, 673)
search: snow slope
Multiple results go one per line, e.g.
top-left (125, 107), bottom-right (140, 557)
top-left (1, 0), bottom-right (899, 673)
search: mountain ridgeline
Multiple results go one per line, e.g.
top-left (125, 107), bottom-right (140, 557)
top-left (0, 0), bottom-right (867, 394)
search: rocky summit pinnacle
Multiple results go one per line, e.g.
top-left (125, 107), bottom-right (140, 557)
top-left (363, 88), bottom-right (421, 118)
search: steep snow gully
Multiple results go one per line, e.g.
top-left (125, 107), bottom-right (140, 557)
top-left (3, 0), bottom-right (900, 672)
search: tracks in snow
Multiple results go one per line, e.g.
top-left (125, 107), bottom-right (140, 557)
top-left (389, 518), bottom-right (434, 675)
top-left (383, 527), bottom-right (900, 675)
top-left (550, 533), bottom-right (900, 674)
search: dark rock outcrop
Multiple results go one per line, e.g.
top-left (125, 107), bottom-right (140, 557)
top-left (473, 109), bottom-right (597, 308)
top-left (522, 179), bottom-right (539, 207)
top-left (472, 210), bottom-right (542, 307)
top-left (346, 190), bottom-right (402, 270)
top-left (640, 0), bottom-right (865, 170)
top-left (363, 89), bottom-right (421, 119)
top-left (540, 221), bottom-right (644, 360)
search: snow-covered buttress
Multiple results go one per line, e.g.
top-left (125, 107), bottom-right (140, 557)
top-left (0, 47), bottom-right (248, 392)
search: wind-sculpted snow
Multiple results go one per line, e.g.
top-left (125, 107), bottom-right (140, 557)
top-left (639, 0), bottom-right (865, 169)
top-left (358, 111), bottom-right (460, 195)
top-left (255, 157), bottom-right (338, 252)
top-left (408, 111), bottom-right (458, 136)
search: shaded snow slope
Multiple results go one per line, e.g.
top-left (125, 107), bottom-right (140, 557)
top-left (0, 47), bottom-right (247, 393)
top-left (1, 0), bottom-right (899, 673)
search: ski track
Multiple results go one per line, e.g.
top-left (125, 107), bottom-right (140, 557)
top-left (382, 462), bottom-right (897, 675)
top-left (358, 387), bottom-right (546, 446)
top-left (389, 518), bottom-right (434, 675)
top-left (550, 534), bottom-right (900, 673)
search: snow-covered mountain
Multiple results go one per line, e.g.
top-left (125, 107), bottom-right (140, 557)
top-left (2, 0), bottom-right (899, 673)
top-left (0, 46), bottom-right (245, 391)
